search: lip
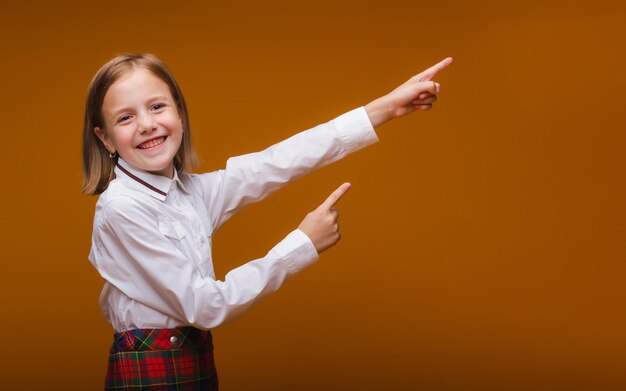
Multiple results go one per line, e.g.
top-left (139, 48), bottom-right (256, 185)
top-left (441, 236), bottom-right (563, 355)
top-left (137, 136), bottom-right (167, 150)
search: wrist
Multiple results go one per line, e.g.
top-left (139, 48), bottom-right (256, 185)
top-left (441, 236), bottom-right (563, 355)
top-left (364, 96), bottom-right (395, 128)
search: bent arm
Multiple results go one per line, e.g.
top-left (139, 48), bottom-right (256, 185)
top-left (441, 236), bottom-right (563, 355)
top-left (93, 196), bottom-right (319, 330)
top-left (198, 107), bottom-right (378, 231)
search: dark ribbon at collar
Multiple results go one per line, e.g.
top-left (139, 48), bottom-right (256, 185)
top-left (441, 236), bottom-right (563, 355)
top-left (116, 163), bottom-right (167, 197)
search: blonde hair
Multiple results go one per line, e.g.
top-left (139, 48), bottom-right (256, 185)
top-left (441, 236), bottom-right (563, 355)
top-left (81, 53), bottom-right (200, 195)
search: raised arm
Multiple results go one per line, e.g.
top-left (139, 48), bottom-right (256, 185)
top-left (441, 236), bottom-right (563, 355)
top-left (199, 57), bottom-right (453, 231)
top-left (197, 107), bottom-right (378, 231)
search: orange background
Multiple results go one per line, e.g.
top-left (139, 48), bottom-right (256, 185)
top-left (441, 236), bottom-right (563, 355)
top-left (1, 1), bottom-right (625, 390)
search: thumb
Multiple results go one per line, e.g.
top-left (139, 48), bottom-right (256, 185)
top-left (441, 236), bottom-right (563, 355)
top-left (318, 182), bottom-right (352, 211)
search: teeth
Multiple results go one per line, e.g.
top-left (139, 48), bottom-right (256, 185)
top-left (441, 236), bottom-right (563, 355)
top-left (138, 137), bottom-right (165, 149)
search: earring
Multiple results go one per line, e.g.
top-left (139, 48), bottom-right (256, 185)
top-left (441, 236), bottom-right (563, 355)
top-left (109, 151), bottom-right (117, 158)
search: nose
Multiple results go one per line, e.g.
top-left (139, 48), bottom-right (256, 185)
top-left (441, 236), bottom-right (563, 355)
top-left (137, 112), bottom-right (157, 133)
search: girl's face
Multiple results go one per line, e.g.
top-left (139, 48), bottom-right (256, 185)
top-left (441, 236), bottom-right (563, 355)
top-left (94, 67), bottom-right (183, 178)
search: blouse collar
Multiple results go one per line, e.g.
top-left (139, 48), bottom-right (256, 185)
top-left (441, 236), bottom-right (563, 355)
top-left (114, 158), bottom-right (187, 201)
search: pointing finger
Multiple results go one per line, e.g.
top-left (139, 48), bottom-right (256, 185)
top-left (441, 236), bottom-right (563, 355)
top-left (319, 182), bottom-right (352, 210)
top-left (416, 57), bottom-right (453, 81)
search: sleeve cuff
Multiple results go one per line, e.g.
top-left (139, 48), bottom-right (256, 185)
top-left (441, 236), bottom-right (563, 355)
top-left (270, 229), bottom-right (320, 276)
top-left (332, 106), bottom-right (379, 158)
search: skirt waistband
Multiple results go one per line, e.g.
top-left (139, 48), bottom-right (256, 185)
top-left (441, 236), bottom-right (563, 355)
top-left (111, 326), bottom-right (213, 353)
top-left (106, 327), bottom-right (218, 389)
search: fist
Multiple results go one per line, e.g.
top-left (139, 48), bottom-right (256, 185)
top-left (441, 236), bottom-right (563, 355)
top-left (298, 182), bottom-right (351, 253)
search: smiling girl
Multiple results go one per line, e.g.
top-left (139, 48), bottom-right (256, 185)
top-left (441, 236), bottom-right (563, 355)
top-left (82, 53), bottom-right (451, 390)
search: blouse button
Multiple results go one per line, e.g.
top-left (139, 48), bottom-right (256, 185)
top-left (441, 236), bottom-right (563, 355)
top-left (170, 336), bottom-right (179, 345)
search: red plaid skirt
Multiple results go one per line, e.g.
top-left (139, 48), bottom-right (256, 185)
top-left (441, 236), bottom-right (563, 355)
top-left (105, 327), bottom-right (218, 390)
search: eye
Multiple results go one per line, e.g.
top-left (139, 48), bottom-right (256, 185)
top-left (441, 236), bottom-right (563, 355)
top-left (117, 114), bottom-right (132, 123)
top-left (151, 103), bottom-right (165, 111)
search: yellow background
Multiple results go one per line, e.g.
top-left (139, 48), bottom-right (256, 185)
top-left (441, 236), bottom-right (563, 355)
top-left (1, 1), bottom-right (625, 390)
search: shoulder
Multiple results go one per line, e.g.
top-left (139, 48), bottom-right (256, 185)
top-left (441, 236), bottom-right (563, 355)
top-left (95, 181), bottom-right (157, 228)
top-left (180, 170), bottom-right (223, 194)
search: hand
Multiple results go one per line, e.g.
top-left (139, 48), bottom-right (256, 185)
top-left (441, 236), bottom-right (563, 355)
top-left (364, 57), bottom-right (453, 127)
top-left (298, 182), bottom-right (351, 253)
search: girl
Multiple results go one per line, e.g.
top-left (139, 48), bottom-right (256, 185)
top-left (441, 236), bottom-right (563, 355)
top-left (82, 53), bottom-right (452, 390)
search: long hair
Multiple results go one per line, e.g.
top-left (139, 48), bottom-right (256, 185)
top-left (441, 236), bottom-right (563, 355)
top-left (81, 53), bottom-right (200, 195)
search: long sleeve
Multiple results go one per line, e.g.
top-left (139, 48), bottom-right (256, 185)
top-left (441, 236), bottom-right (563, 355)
top-left (92, 195), bottom-right (319, 330)
top-left (196, 107), bottom-right (378, 231)
top-left (90, 106), bottom-right (379, 332)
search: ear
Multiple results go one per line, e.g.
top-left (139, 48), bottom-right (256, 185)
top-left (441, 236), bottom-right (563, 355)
top-left (94, 126), bottom-right (115, 154)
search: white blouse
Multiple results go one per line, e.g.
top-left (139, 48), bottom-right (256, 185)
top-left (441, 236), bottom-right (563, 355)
top-left (88, 107), bottom-right (378, 332)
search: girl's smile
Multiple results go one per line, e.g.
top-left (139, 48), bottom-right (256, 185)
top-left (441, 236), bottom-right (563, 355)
top-left (94, 67), bottom-right (183, 178)
top-left (137, 136), bottom-right (167, 150)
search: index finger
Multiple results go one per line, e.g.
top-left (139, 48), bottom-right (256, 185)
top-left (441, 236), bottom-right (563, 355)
top-left (417, 57), bottom-right (453, 81)
top-left (319, 182), bottom-right (352, 210)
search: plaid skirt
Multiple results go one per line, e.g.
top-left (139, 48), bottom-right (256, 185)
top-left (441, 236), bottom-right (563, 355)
top-left (105, 327), bottom-right (218, 390)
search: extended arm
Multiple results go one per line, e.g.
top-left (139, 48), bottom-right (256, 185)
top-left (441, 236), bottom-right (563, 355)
top-left (199, 57), bottom-right (452, 238)
top-left (198, 107), bottom-right (377, 231)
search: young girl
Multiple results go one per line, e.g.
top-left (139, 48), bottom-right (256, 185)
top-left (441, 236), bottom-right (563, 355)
top-left (82, 53), bottom-right (451, 390)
